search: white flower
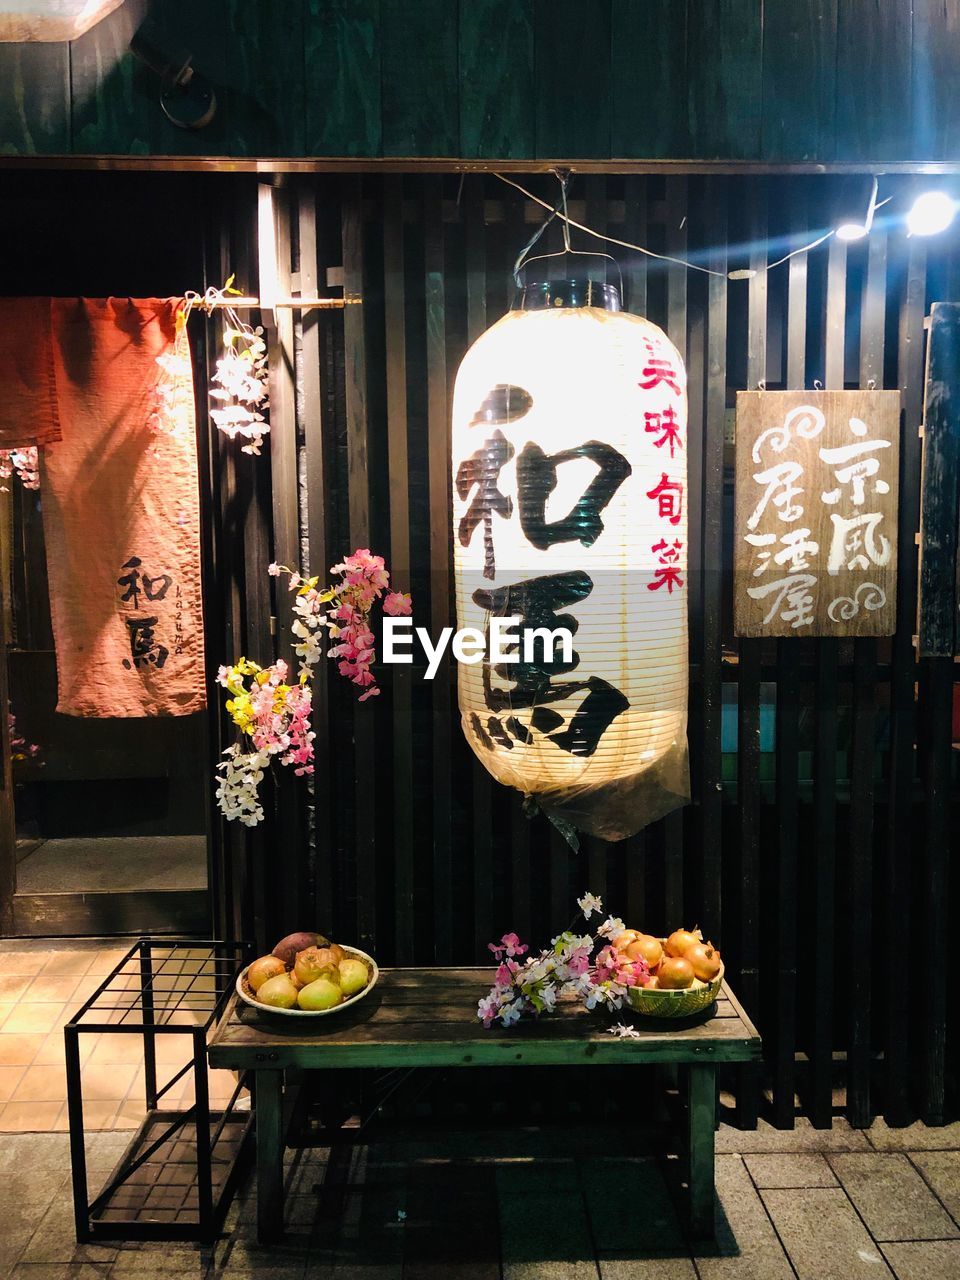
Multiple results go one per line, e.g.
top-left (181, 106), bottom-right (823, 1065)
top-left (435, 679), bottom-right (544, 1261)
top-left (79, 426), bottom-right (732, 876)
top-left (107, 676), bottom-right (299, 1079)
top-left (607, 1022), bottom-right (641, 1039)
top-left (577, 892), bottom-right (603, 920)
top-left (268, 562), bottom-right (281, 577)
top-left (597, 915), bottom-right (626, 941)
top-left (500, 999), bottom-right (524, 1027)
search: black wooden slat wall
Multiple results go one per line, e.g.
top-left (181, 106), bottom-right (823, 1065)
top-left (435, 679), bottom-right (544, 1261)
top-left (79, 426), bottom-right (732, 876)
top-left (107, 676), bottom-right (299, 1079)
top-left (6, 1), bottom-right (960, 162)
top-left (227, 173), bottom-right (959, 1128)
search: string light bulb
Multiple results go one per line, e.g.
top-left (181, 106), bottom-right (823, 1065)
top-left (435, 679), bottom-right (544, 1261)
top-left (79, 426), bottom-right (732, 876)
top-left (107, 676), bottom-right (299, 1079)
top-left (907, 190), bottom-right (958, 237)
top-left (835, 176), bottom-right (879, 242)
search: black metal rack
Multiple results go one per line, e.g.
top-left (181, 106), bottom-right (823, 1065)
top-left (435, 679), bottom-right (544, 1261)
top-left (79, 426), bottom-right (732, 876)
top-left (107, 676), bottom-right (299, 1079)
top-left (65, 938), bottom-right (254, 1243)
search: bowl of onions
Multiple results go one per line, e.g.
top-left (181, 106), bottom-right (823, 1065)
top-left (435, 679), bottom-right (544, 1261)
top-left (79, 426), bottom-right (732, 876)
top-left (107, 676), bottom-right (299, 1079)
top-left (617, 928), bottom-right (724, 1019)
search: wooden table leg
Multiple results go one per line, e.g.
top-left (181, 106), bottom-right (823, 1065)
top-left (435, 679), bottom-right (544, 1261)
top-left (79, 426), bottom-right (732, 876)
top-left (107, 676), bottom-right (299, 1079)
top-left (255, 1069), bottom-right (284, 1243)
top-left (687, 1062), bottom-right (717, 1239)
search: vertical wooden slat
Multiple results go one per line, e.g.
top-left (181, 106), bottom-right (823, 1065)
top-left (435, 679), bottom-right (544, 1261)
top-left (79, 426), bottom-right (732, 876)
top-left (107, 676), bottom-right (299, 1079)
top-left (917, 300), bottom-right (958, 1124)
top-left (297, 182), bottom-right (333, 927)
top-left (684, 195), bottom-right (706, 932)
top-left (737, 178), bottom-right (766, 1131)
top-left (342, 176), bottom-right (377, 951)
top-left (847, 228), bottom-right (887, 1128)
top-left (885, 236), bottom-right (926, 1124)
top-left (261, 184), bottom-right (305, 935)
top-left (463, 177), bottom-right (496, 960)
top-left (701, 177), bottom-right (726, 945)
top-left (809, 232), bottom-right (847, 1129)
top-left (772, 187), bottom-right (807, 1130)
top-left (383, 176), bottom-right (416, 964)
top-left (425, 176), bottom-right (453, 962)
top-left (919, 304), bottom-right (960, 655)
top-left (919, 653), bottom-right (952, 1126)
top-left (664, 175), bottom-right (688, 930)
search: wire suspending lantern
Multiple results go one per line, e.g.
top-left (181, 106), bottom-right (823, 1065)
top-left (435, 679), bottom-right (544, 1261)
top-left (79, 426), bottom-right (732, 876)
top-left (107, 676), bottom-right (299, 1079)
top-left (451, 177), bottom-right (690, 844)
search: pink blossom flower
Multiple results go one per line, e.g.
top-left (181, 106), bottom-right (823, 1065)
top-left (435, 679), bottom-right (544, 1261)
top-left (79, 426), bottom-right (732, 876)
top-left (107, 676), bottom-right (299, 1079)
top-left (383, 591), bottom-right (412, 616)
top-left (500, 933), bottom-right (528, 958)
top-left (268, 562), bottom-right (281, 577)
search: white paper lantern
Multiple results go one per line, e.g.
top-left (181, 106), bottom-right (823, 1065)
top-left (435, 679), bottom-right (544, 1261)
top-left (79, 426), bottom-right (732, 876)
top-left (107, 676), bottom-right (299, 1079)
top-left (450, 280), bottom-right (690, 841)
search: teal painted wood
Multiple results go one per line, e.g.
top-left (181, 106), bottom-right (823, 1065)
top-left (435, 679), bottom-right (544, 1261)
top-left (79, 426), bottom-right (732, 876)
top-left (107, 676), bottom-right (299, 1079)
top-left (912, 0), bottom-right (960, 159)
top-left (459, 0), bottom-right (534, 159)
top-left (0, 43), bottom-right (70, 155)
top-left (836, 0), bottom-right (913, 160)
top-left (534, 0), bottom-right (612, 157)
top-left (381, 0), bottom-right (458, 156)
top-left (71, 0), bottom-right (153, 155)
top-left (761, 0), bottom-right (838, 161)
top-left (610, 0), bottom-right (689, 158)
top-left (146, 0), bottom-right (228, 157)
top-left (686, 0), bottom-right (762, 160)
top-left (304, 0), bottom-right (380, 156)
top-left (225, 0), bottom-right (306, 156)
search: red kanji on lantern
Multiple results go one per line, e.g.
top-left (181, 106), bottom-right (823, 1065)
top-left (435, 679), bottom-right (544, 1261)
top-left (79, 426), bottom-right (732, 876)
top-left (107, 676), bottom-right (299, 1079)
top-left (646, 473), bottom-right (683, 525)
top-left (644, 407), bottom-right (683, 457)
top-left (648, 538), bottom-right (684, 593)
top-left (639, 358), bottom-right (682, 395)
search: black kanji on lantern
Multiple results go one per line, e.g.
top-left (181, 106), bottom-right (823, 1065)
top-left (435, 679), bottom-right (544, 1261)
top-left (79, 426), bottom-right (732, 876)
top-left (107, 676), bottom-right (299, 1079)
top-left (468, 384), bottom-right (533, 428)
top-left (472, 570), bottom-right (629, 757)
top-left (517, 440), bottom-right (631, 550)
top-left (456, 429), bottom-right (515, 579)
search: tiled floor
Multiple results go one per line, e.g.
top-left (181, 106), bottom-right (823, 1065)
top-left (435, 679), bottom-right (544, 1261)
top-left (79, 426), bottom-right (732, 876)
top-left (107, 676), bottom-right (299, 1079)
top-left (0, 1120), bottom-right (957, 1278)
top-left (0, 940), bottom-right (239, 1133)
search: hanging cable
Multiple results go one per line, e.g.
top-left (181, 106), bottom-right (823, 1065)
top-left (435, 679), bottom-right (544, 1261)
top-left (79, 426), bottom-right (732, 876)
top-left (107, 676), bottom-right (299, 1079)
top-left (494, 171), bottom-right (872, 281)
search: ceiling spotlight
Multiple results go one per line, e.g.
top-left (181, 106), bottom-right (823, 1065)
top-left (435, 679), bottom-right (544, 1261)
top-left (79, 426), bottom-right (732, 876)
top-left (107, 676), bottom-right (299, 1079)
top-left (835, 176), bottom-right (878, 242)
top-left (907, 190), bottom-right (957, 237)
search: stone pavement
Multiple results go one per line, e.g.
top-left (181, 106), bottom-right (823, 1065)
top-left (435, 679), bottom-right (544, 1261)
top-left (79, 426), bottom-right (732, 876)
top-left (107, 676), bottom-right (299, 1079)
top-left (0, 1116), bottom-right (958, 1278)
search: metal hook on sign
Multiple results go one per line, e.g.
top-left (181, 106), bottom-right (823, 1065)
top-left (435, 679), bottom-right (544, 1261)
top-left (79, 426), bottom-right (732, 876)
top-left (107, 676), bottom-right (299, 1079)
top-left (814, 379), bottom-right (824, 390)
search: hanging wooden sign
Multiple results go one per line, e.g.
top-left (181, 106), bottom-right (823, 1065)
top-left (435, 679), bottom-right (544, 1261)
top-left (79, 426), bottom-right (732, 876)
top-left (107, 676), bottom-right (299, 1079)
top-left (734, 390), bottom-right (901, 638)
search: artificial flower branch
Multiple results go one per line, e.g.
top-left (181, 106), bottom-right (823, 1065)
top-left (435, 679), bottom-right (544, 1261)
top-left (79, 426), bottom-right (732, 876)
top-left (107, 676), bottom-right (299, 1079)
top-left (477, 892), bottom-right (652, 1028)
top-left (215, 550), bottom-right (411, 826)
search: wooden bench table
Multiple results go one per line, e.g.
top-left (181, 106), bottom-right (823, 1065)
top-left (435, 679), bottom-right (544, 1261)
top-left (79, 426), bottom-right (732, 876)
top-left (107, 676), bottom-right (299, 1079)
top-left (209, 967), bottom-right (761, 1243)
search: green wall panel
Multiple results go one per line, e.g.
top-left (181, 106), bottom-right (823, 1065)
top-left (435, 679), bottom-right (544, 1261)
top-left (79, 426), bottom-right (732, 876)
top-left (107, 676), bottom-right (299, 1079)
top-left (225, 0), bottom-right (306, 156)
top-left (761, 0), bottom-right (838, 161)
top-left (610, 0), bottom-right (689, 158)
top-left (535, 0), bottom-right (611, 157)
top-left (912, 0), bottom-right (960, 160)
top-left (0, 43), bottom-right (70, 155)
top-left (836, 0), bottom-right (913, 161)
top-left (381, 0), bottom-right (458, 156)
top-left (71, 0), bottom-right (153, 155)
top-left (686, 0), bottom-right (763, 159)
top-left (304, 0), bottom-right (381, 157)
top-left (459, 0), bottom-right (535, 159)
top-left (0, 0), bottom-right (958, 162)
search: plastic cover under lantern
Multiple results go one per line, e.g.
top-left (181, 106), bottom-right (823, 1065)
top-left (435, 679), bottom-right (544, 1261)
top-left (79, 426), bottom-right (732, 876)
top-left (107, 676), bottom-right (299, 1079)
top-left (451, 279), bottom-right (690, 845)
